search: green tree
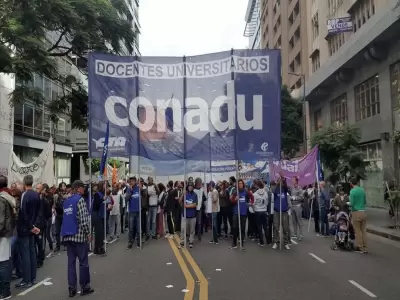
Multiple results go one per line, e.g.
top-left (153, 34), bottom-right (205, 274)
top-left (0, 0), bottom-right (136, 130)
top-left (84, 158), bottom-right (122, 175)
top-left (310, 124), bottom-right (368, 184)
top-left (281, 86), bottom-right (303, 158)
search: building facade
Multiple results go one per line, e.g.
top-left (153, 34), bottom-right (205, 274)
top-left (305, 0), bottom-right (400, 207)
top-left (70, 0), bottom-right (140, 182)
top-left (244, 0), bottom-right (262, 50)
top-left (260, 0), bottom-right (309, 89)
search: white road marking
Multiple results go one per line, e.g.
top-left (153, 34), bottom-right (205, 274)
top-left (166, 262), bottom-right (172, 265)
top-left (215, 269), bottom-right (222, 272)
top-left (166, 285), bottom-right (174, 288)
top-left (349, 280), bottom-right (377, 298)
top-left (290, 239), bottom-right (298, 245)
top-left (182, 289), bottom-right (190, 293)
top-left (17, 277), bottom-right (52, 296)
top-left (308, 253), bottom-right (326, 264)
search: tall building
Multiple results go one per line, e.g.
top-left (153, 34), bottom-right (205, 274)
top-left (260, 0), bottom-right (309, 90)
top-left (70, 0), bottom-right (140, 182)
top-left (244, 0), bottom-right (262, 49)
top-left (304, 0), bottom-right (400, 207)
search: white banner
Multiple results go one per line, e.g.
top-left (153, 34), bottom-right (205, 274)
top-left (0, 73), bottom-right (15, 178)
top-left (9, 138), bottom-right (55, 186)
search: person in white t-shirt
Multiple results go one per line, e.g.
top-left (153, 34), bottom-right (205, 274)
top-left (109, 187), bottom-right (122, 240)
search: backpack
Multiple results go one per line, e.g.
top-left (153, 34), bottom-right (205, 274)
top-left (159, 191), bottom-right (168, 208)
top-left (0, 196), bottom-right (15, 237)
top-left (54, 194), bottom-right (64, 216)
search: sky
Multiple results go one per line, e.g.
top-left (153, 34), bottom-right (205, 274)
top-left (139, 0), bottom-right (250, 56)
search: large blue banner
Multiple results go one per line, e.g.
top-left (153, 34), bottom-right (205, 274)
top-left (88, 50), bottom-right (281, 161)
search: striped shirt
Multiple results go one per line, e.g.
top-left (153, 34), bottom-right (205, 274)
top-left (62, 197), bottom-right (90, 243)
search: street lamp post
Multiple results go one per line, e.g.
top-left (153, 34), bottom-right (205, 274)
top-left (288, 72), bottom-right (307, 154)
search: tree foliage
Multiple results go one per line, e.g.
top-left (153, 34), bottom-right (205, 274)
top-left (310, 124), bottom-right (368, 183)
top-left (87, 158), bottom-right (122, 174)
top-left (281, 86), bottom-right (303, 158)
top-left (0, 0), bottom-right (136, 130)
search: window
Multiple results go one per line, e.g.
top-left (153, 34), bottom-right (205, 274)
top-left (43, 112), bottom-right (52, 137)
top-left (314, 109), bottom-right (322, 131)
top-left (355, 75), bottom-right (380, 121)
top-left (328, 33), bottom-right (345, 56)
top-left (34, 74), bottom-right (44, 92)
top-left (44, 77), bottom-right (52, 102)
top-left (311, 13), bottom-right (319, 40)
top-left (14, 103), bottom-right (23, 131)
top-left (330, 93), bottom-right (348, 125)
top-left (34, 107), bottom-right (43, 131)
top-left (57, 118), bottom-right (66, 136)
top-left (24, 104), bottom-right (34, 128)
top-left (52, 82), bottom-right (58, 101)
top-left (351, 0), bottom-right (375, 32)
top-left (390, 61), bottom-right (400, 108)
top-left (360, 142), bottom-right (382, 161)
top-left (311, 52), bottom-right (320, 72)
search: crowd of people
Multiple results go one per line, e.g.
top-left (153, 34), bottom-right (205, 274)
top-left (0, 172), bottom-right (368, 299)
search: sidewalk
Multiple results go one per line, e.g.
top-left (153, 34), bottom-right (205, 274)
top-left (367, 207), bottom-right (400, 242)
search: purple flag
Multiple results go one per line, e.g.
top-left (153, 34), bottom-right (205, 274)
top-left (270, 147), bottom-right (318, 187)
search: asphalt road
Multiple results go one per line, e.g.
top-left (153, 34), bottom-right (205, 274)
top-left (12, 222), bottom-right (400, 300)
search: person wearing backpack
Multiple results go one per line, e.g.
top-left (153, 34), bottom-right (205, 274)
top-left (0, 175), bottom-right (16, 299)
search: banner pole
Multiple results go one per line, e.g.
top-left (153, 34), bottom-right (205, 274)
top-left (308, 198), bottom-right (314, 233)
top-left (139, 158), bottom-right (142, 250)
top-left (103, 178), bottom-right (107, 253)
top-left (88, 135), bottom-right (93, 252)
top-left (235, 160), bottom-right (243, 250)
top-left (279, 177), bottom-right (282, 251)
top-left (183, 160), bottom-right (187, 249)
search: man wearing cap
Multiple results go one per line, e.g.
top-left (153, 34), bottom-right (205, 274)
top-left (61, 180), bottom-right (94, 297)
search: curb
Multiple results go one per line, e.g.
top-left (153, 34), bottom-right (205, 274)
top-left (367, 227), bottom-right (400, 242)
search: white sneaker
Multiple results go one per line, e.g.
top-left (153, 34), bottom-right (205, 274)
top-left (284, 244), bottom-right (290, 250)
top-left (272, 243), bottom-right (278, 249)
top-left (165, 234), bottom-right (170, 238)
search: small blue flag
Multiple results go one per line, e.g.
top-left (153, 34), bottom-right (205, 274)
top-left (316, 148), bottom-right (324, 181)
top-left (99, 122), bottom-right (110, 178)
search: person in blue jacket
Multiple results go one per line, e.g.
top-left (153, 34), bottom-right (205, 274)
top-left (272, 176), bottom-right (291, 250)
top-left (180, 181), bottom-right (198, 248)
top-left (61, 180), bottom-right (94, 297)
top-left (229, 179), bottom-right (249, 250)
top-left (125, 177), bottom-right (141, 249)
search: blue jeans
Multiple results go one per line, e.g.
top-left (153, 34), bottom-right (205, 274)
top-left (11, 236), bottom-right (22, 278)
top-left (0, 257), bottom-right (11, 295)
top-left (320, 208), bottom-right (329, 236)
top-left (147, 207), bottom-right (157, 237)
top-left (18, 235), bottom-right (37, 283)
top-left (211, 212), bottom-right (218, 242)
top-left (128, 212), bottom-right (140, 245)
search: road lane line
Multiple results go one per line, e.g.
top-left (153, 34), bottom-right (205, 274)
top-left (174, 235), bottom-right (208, 300)
top-left (348, 280), bottom-right (377, 298)
top-left (308, 253), bottom-right (326, 264)
top-left (17, 277), bottom-right (52, 296)
top-left (167, 238), bottom-right (195, 300)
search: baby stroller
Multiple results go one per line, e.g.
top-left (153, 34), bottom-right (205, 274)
top-left (330, 211), bottom-right (353, 251)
